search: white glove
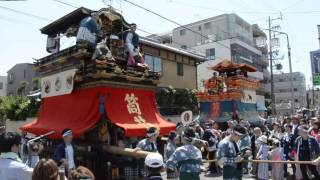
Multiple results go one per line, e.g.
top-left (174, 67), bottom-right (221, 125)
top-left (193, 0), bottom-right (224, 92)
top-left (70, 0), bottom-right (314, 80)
top-left (217, 157), bottom-right (226, 168)
top-left (235, 155), bottom-right (243, 163)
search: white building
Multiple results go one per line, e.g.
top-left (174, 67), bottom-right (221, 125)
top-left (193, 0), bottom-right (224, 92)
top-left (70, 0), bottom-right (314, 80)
top-left (150, 14), bottom-right (270, 107)
top-left (0, 76), bottom-right (7, 97)
top-left (273, 72), bottom-right (307, 116)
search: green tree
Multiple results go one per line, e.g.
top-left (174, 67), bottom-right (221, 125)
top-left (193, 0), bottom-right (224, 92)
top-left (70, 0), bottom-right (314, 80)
top-left (0, 96), bottom-right (31, 120)
top-left (17, 81), bottom-right (29, 96)
top-left (32, 77), bottom-right (40, 91)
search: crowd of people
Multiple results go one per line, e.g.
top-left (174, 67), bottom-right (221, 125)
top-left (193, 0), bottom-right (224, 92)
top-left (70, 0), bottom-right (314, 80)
top-left (1, 114), bottom-right (320, 180)
top-left (0, 129), bottom-right (96, 180)
top-left (167, 114), bottom-right (320, 180)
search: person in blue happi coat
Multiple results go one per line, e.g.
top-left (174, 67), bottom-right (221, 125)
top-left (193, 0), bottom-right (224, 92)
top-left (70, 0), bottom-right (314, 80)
top-left (166, 127), bottom-right (202, 180)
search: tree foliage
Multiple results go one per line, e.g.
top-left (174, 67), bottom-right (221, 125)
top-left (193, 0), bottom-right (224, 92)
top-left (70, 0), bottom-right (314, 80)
top-left (156, 86), bottom-right (198, 115)
top-left (0, 96), bottom-right (40, 121)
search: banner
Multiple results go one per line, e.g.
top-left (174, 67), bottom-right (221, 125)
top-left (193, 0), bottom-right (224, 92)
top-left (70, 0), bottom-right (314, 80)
top-left (241, 89), bottom-right (257, 104)
top-left (41, 69), bottom-right (77, 98)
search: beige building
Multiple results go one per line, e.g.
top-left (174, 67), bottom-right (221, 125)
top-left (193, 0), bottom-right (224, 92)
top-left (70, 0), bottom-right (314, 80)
top-left (140, 37), bottom-right (204, 89)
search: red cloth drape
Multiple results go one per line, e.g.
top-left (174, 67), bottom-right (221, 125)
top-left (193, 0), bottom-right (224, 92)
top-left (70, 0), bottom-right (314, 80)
top-left (103, 87), bottom-right (175, 137)
top-left (21, 86), bottom-right (175, 139)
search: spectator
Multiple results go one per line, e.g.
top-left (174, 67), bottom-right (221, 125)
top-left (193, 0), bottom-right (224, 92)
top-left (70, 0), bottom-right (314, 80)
top-left (250, 127), bottom-right (262, 176)
top-left (295, 125), bottom-right (320, 179)
top-left (269, 122), bottom-right (283, 140)
top-left (69, 166), bottom-right (95, 180)
top-left (269, 140), bottom-right (284, 180)
top-left (144, 153), bottom-right (164, 180)
top-left (281, 124), bottom-right (294, 177)
top-left (0, 132), bottom-right (33, 180)
top-left (32, 159), bottom-right (59, 180)
top-left (256, 135), bottom-right (269, 180)
top-left (310, 119), bottom-right (320, 138)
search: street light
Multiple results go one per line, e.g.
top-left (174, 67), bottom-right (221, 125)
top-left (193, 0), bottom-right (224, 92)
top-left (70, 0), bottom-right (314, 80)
top-left (263, 29), bottom-right (295, 114)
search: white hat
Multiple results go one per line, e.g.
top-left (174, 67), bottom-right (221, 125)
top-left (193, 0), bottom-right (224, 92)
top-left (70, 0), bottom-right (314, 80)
top-left (145, 153), bottom-right (163, 168)
top-left (258, 135), bottom-right (268, 144)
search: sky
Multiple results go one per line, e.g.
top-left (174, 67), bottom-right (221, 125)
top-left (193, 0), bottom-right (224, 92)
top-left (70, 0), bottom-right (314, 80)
top-left (0, 0), bottom-right (319, 87)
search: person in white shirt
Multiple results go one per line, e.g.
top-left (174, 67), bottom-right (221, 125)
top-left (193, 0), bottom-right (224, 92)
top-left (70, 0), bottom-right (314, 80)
top-left (0, 132), bottom-right (33, 180)
top-left (53, 129), bottom-right (76, 174)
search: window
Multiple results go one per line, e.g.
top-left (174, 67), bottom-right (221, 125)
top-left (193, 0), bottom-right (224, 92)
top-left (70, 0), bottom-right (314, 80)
top-left (204, 22), bottom-right (211, 29)
top-left (177, 63), bottom-right (184, 76)
top-left (0, 82), bottom-right (3, 90)
top-left (293, 88), bottom-right (298, 91)
top-left (181, 45), bottom-right (187, 49)
top-left (198, 26), bottom-right (202, 31)
top-left (295, 99), bottom-right (299, 103)
top-left (205, 48), bottom-right (215, 60)
top-left (23, 69), bottom-right (26, 79)
top-left (279, 79), bottom-right (284, 82)
top-left (180, 29), bottom-right (186, 36)
top-left (144, 55), bottom-right (163, 74)
top-left (8, 73), bottom-right (14, 83)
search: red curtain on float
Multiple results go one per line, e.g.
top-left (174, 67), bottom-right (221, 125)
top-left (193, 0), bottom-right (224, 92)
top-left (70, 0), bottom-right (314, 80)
top-left (21, 88), bottom-right (101, 139)
top-left (102, 87), bottom-right (175, 137)
top-left (21, 86), bottom-right (175, 139)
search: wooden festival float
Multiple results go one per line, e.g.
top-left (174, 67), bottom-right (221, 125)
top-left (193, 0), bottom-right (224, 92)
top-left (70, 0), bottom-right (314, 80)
top-left (196, 60), bottom-right (261, 127)
top-left (20, 7), bottom-right (177, 179)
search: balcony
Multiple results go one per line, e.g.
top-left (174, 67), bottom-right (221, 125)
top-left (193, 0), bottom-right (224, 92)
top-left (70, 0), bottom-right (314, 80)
top-left (263, 70), bottom-right (271, 80)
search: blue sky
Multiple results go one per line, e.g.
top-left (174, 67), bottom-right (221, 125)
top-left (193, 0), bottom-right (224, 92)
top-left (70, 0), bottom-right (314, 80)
top-left (0, 0), bottom-right (319, 87)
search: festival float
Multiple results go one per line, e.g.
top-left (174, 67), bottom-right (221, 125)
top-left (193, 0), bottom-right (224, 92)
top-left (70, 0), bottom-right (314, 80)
top-left (196, 60), bottom-right (260, 127)
top-left (20, 7), bottom-right (178, 179)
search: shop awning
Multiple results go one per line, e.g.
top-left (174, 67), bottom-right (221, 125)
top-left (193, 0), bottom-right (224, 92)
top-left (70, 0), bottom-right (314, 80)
top-left (21, 86), bottom-right (175, 139)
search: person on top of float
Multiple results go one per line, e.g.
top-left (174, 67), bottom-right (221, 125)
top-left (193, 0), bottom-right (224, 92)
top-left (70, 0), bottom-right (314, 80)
top-left (123, 23), bottom-right (147, 67)
top-left (76, 12), bottom-right (103, 49)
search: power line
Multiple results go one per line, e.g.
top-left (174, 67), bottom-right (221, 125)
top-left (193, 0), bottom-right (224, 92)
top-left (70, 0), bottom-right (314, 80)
top-left (281, 0), bottom-right (306, 11)
top-left (123, 0), bottom-right (233, 50)
top-left (137, 27), bottom-right (229, 61)
top-left (0, 5), bottom-right (51, 21)
top-left (169, 0), bottom-right (279, 14)
top-left (0, 14), bottom-right (39, 27)
top-left (49, 0), bottom-right (79, 9)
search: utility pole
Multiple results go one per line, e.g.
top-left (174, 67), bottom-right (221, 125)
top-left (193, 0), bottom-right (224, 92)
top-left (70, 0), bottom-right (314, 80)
top-left (284, 33), bottom-right (295, 114)
top-left (268, 16), bottom-right (275, 115)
